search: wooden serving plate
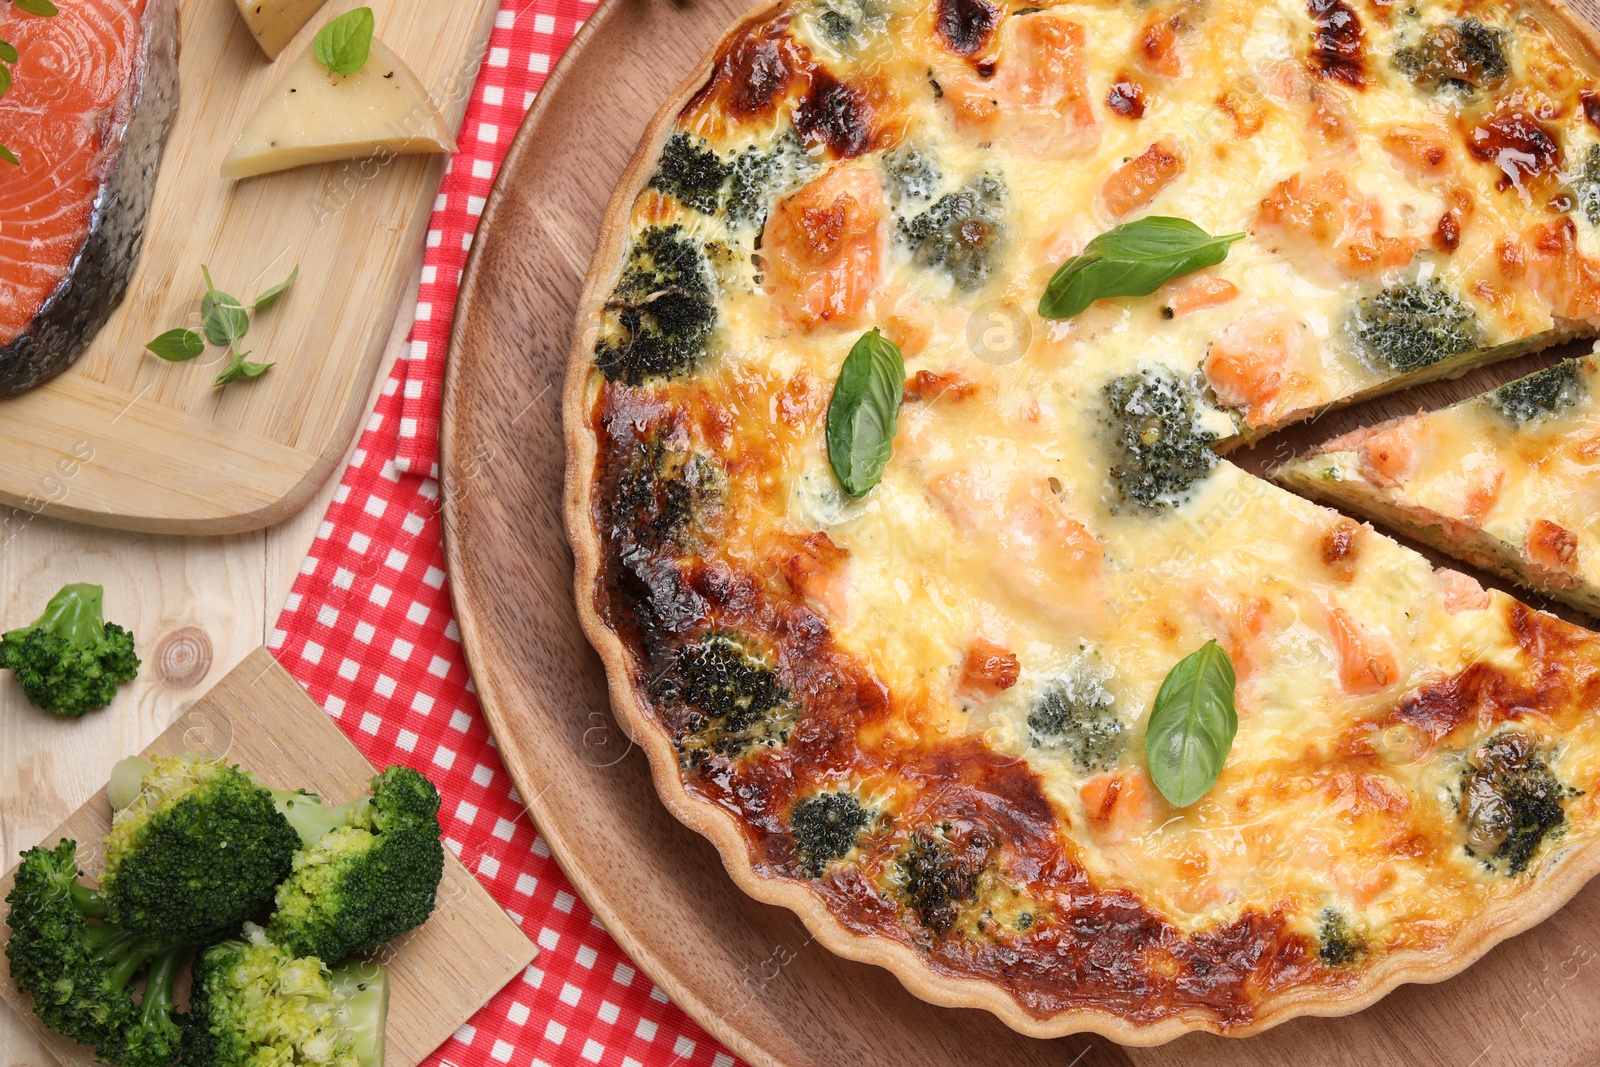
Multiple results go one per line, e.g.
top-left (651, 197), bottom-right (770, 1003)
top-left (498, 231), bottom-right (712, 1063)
top-left (440, 0), bottom-right (1600, 1061)
top-left (0, 0), bottom-right (495, 535)
top-left (0, 648), bottom-right (536, 1067)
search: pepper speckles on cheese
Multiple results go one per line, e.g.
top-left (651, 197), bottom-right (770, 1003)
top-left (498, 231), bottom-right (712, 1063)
top-left (572, 0), bottom-right (1600, 1039)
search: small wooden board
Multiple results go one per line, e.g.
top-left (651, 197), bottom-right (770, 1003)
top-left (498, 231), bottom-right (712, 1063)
top-left (0, 648), bottom-right (536, 1067)
top-left (0, 0), bottom-right (496, 535)
top-left (441, 0), bottom-right (1600, 1062)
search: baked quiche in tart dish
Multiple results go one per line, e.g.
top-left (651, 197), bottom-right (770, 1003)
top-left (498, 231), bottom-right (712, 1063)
top-left (563, 0), bottom-right (1600, 1041)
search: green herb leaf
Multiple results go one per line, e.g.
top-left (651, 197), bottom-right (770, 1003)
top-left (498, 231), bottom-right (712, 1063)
top-left (313, 7), bottom-right (374, 76)
top-left (12, 0), bottom-right (58, 16)
top-left (0, 40), bottom-right (18, 64)
top-left (0, 142), bottom-right (17, 166)
top-left (215, 354), bottom-right (273, 386)
top-left (0, 63), bottom-right (11, 99)
top-left (1038, 217), bottom-right (1246, 320)
top-left (826, 328), bottom-right (905, 497)
top-left (199, 266), bottom-right (249, 346)
top-left (251, 264), bottom-right (298, 309)
top-left (145, 328), bottom-right (205, 362)
top-left (1143, 640), bottom-right (1238, 808)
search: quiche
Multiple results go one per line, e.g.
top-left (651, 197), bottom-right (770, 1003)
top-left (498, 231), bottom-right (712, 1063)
top-left (563, 0), bottom-right (1600, 1042)
top-left (1277, 353), bottom-right (1600, 614)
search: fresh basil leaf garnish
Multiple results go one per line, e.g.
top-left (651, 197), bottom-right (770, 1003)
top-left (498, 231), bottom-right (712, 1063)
top-left (826, 328), bottom-right (906, 497)
top-left (252, 264), bottom-right (299, 310)
top-left (145, 328), bottom-right (205, 362)
top-left (1143, 639), bottom-right (1238, 808)
top-left (314, 7), bottom-right (375, 77)
top-left (1038, 217), bottom-right (1246, 320)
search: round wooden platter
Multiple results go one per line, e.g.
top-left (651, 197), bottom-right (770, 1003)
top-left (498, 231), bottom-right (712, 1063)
top-left (439, 0), bottom-right (1600, 1061)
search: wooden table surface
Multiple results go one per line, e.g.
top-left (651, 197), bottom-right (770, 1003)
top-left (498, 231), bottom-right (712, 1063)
top-left (0, 263), bottom-right (420, 1067)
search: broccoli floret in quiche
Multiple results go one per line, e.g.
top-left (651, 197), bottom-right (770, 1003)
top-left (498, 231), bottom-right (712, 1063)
top-left (1028, 676), bottom-right (1126, 772)
top-left (649, 634), bottom-right (798, 766)
top-left (605, 431), bottom-right (719, 553)
top-left (1571, 144), bottom-right (1600, 227)
top-left (1104, 366), bottom-right (1219, 508)
top-left (1345, 281), bottom-right (1482, 373)
top-left (790, 791), bottom-right (872, 877)
top-left (726, 130), bottom-right (818, 230)
top-left (894, 830), bottom-right (981, 935)
top-left (1459, 731), bottom-right (1578, 875)
top-left (1486, 359), bottom-right (1588, 425)
top-left (647, 132), bottom-right (732, 215)
top-left (1316, 907), bottom-right (1367, 966)
top-left (882, 143), bottom-right (940, 205)
top-left (897, 173), bottom-right (1006, 291)
top-left (1393, 18), bottom-right (1509, 93)
top-left (594, 226), bottom-right (717, 385)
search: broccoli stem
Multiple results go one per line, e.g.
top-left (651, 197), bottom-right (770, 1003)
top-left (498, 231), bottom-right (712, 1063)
top-left (138, 947), bottom-right (184, 1032)
top-left (81, 921), bottom-right (166, 994)
top-left (28, 584), bottom-right (109, 645)
top-left (69, 880), bottom-right (109, 920)
top-left (329, 960), bottom-right (390, 1067)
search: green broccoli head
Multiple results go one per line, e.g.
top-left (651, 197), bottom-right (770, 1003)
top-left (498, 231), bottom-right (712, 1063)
top-left (184, 931), bottom-right (388, 1067)
top-left (0, 583), bottom-right (139, 717)
top-left (1104, 366), bottom-right (1219, 508)
top-left (593, 226), bottom-right (717, 385)
top-left (101, 754), bottom-right (301, 946)
top-left (266, 766), bottom-right (445, 963)
top-left (1346, 281), bottom-right (1482, 373)
top-left (5, 840), bottom-right (184, 1067)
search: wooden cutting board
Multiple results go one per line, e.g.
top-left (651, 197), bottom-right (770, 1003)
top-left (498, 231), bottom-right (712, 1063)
top-left (0, 0), bottom-right (495, 535)
top-left (0, 647), bottom-right (536, 1067)
top-left (440, 0), bottom-right (1600, 1063)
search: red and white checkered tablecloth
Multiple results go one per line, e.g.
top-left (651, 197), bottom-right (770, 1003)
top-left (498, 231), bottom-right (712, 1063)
top-left (267, 4), bottom-right (746, 1064)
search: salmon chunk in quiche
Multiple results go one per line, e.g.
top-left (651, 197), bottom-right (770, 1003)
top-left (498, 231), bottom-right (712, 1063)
top-left (1276, 353), bottom-right (1600, 614)
top-left (565, 0), bottom-right (1600, 1043)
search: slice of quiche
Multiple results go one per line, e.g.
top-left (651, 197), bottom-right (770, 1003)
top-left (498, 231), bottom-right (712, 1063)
top-left (1274, 353), bottom-right (1600, 614)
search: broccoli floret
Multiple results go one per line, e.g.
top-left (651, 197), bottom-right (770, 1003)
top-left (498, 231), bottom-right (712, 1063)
top-left (1393, 18), bottom-right (1509, 93)
top-left (803, 0), bottom-right (886, 48)
top-left (1104, 366), bottom-right (1219, 508)
top-left (1028, 676), bottom-right (1125, 772)
top-left (882, 145), bottom-right (941, 206)
top-left (1572, 144), bottom-right (1600, 227)
top-left (594, 226), bottom-right (717, 385)
top-left (0, 583), bottom-right (139, 717)
top-left (790, 791), bottom-right (872, 877)
top-left (649, 635), bottom-right (798, 768)
top-left (726, 130), bottom-right (818, 230)
top-left (5, 840), bottom-right (184, 1067)
top-left (1316, 907), bottom-right (1366, 966)
top-left (1346, 281), bottom-right (1482, 373)
top-left (897, 173), bottom-right (1006, 291)
top-left (101, 754), bottom-right (304, 946)
top-left (647, 133), bottom-right (732, 215)
top-left (895, 831), bottom-right (980, 935)
top-left (1459, 731), bottom-right (1577, 874)
top-left (265, 766), bottom-right (445, 964)
top-left (1486, 359), bottom-right (1588, 425)
top-left (184, 930), bottom-right (388, 1067)
top-left (606, 432), bottom-right (719, 554)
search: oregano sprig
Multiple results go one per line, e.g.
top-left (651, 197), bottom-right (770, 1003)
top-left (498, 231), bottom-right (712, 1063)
top-left (144, 264), bottom-right (298, 387)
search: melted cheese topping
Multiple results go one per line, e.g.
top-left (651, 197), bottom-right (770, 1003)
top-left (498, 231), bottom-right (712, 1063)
top-left (581, 0), bottom-right (1600, 1030)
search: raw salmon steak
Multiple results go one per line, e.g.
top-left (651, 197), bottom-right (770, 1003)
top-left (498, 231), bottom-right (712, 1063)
top-left (0, 0), bottom-right (178, 398)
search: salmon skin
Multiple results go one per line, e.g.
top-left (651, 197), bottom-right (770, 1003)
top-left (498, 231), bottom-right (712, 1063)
top-left (0, 0), bottom-right (179, 398)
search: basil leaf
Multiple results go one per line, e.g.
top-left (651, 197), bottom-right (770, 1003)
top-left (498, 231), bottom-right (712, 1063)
top-left (314, 7), bottom-right (375, 76)
top-left (12, 0), bottom-right (57, 16)
top-left (214, 353), bottom-right (272, 386)
top-left (1143, 640), bottom-right (1238, 808)
top-left (145, 328), bottom-right (205, 362)
top-left (826, 328), bottom-right (905, 497)
top-left (252, 264), bottom-right (298, 309)
top-left (1038, 217), bottom-right (1246, 320)
top-left (0, 142), bottom-right (17, 166)
top-left (0, 63), bottom-right (11, 99)
top-left (0, 40), bottom-right (17, 64)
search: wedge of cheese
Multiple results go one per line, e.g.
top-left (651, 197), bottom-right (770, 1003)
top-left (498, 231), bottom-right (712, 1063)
top-left (233, 0), bottom-right (330, 60)
top-left (221, 36), bottom-right (455, 179)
